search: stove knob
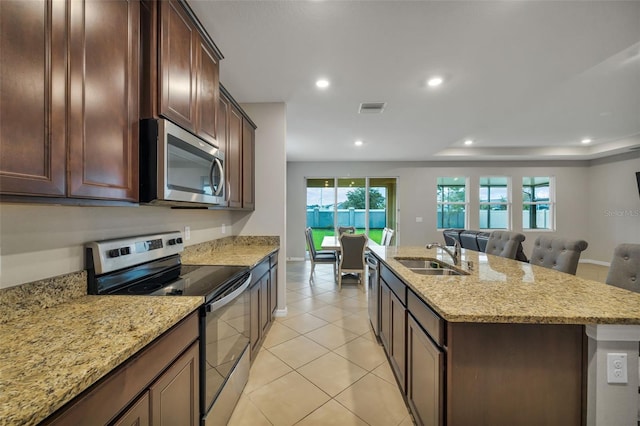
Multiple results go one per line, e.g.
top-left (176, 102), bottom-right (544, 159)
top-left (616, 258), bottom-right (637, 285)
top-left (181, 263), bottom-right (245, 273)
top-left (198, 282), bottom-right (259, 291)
top-left (167, 238), bottom-right (176, 246)
top-left (120, 247), bottom-right (131, 255)
top-left (108, 249), bottom-right (120, 258)
top-left (176, 237), bottom-right (183, 244)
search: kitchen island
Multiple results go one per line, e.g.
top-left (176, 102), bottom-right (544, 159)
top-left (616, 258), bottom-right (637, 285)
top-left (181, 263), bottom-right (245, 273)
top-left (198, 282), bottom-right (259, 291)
top-left (368, 245), bottom-right (640, 426)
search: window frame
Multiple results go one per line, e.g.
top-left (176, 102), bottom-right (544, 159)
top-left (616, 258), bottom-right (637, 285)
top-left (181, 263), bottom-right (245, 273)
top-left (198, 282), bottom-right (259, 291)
top-left (479, 176), bottom-right (511, 230)
top-left (436, 176), bottom-right (468, 230)
top-left (522, 176), bottom-right (555, 231)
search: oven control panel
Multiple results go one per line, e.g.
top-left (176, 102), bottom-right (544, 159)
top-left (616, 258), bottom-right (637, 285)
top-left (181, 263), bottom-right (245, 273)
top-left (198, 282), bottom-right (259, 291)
top-left (86, 231), bottom-right (184, 275)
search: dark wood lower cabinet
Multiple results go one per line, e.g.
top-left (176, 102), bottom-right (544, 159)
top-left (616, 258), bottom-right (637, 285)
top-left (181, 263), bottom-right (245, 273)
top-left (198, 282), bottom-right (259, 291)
top-left (380, 277), bottom-right (406, 392)
top-left (270, 255), bottom-right (278, 315)
top-left (113, 392), bottom-right (150, 426)
top-left (249, 253), bottom-right (279, 361)
top-left (407, 315), bottom-right (443, 426)
top-left (149, 342), bottom-right (199, 426)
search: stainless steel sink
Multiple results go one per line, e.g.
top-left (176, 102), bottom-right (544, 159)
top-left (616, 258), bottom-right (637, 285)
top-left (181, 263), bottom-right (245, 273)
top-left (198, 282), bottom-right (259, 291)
top-left (407, 268), bottom-right (467, 276)
top-left (394, 258), bottom-right (447, 269)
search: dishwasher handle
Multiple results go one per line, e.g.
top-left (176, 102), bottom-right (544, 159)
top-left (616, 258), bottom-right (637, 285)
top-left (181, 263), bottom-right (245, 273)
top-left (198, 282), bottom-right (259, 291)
top-left (366, 255), bottom-right (378, 269)
top-left (206, 273), bottom-right (252, 313)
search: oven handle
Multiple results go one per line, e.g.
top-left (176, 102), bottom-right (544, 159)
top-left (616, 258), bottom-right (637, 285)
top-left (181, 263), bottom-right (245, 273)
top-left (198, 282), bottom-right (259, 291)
top-left (206, 273), bottom-right (252, 313)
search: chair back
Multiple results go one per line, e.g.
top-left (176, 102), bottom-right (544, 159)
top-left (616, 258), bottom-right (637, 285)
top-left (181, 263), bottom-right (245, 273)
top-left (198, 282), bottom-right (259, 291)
top-left (338, 226), bottom-right (356, 235)
top-left (485, 231), bottom-right (526, 259)
top-left (606, 244), bottom-right (640, 293)
top-left (384, 229), bottom-right (394, 246)
top-left (339, 233), bottom-right (367, 270)
top-left (305, 227), bottom-right (318, 258)
top-left (443, 229), bottom-right (463, 246)
top-left (381, 228), bottom-right (389, 245)
top-left (530, 236), bottom-right (588, 275)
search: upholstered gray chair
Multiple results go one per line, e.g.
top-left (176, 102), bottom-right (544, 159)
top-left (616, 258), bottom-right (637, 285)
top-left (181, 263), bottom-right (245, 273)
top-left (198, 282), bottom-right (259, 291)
top-left (443, 229), bottom-right (463, 246)
top-left (476, 232), bottom-right (491, 252)
top-left (460, 230), bottom-right (481, 251)
top-left (338, 233), bottom-right (367, 290)
top-left (606, 244), bottom-right (640, 293)
top-left (338, 226), bottom-right (356, 235)
top-left (305, 227), bottom-right (337, 282)
top-left (485, 231), bottom-right (526, 260)
top-left (530, 236), bottom-right (588, 275)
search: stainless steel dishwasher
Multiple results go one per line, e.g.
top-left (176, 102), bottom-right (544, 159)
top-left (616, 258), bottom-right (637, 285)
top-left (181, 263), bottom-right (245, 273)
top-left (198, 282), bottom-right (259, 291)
top-left (366, 253), bottom-right (380, 337)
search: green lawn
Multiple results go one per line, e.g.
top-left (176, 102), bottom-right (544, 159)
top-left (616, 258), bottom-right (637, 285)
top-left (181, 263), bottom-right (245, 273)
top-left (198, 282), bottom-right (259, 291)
top-left (308, 228), bottom-right (384, 251)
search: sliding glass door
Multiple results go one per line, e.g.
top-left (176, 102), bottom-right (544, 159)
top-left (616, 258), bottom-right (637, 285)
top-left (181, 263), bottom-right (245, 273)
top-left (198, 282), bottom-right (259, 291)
top-left (306, 177), bottom-right (397, 251)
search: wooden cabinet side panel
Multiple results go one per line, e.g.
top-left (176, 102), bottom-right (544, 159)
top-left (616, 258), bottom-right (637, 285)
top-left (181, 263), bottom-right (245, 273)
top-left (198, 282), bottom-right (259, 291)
top-left (195, 37), bottom-right (219, 145)
top-left (112, 391), bottom-right (150, 426)
top-left (241, 120), bottom-right (255, 210)
top-left (390, 291), bottom-right (406, 392)
top-left (139, 0), bottom-right (157, 119)
top-left (159, 0), bottom-right (196, 130)
top-left (149, 342), bottom-right (199, 426)
top-left (260, 274), bottom-right (270, 335)
top-left (447, 323), bottom-right (584, 426)
top-left (0, 0), bottom-right (66, 196)
top-left (379, 280), bottom-right (391, 352)
top-left (407, 315), bottom-right (443, 426)
top-left (227, 106), bottom-right (243, 208)
top-left (68, 0), bottom-right (139, 201)
top-left (270, 263), bottom-right (278, 315)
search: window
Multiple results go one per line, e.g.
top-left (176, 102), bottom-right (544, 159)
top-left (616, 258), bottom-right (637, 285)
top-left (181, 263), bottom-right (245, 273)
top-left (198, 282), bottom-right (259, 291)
top-left (437, 177), bottom-right (467, 229)
top-left (523, 177), bottom-right (554, 230)
top-left (479, 177), bottom-right (510, 229)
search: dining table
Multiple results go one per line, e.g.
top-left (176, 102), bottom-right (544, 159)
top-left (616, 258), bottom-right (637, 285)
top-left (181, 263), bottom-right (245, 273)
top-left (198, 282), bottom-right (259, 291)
top-left (320, 235), bottom-right (380, 251)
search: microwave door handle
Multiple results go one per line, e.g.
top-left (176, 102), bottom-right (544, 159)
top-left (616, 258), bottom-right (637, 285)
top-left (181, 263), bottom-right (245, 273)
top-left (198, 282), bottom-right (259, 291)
top-left (209, 158), bottom-right (225, 197)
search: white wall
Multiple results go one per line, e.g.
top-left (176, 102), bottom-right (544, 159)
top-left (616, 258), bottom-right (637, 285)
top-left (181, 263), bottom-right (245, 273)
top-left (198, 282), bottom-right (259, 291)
top-left (587, 151), bottom-right (640, 262)
top-left (237, 102), bottom-right (287, 311)
top-left (287, 160), bottom-right (606, 261)
top-left (0, 203), bottom-right (235, 288)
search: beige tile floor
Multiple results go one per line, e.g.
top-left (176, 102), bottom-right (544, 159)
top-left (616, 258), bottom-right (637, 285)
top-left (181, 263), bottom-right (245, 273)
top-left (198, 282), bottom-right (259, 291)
top-left (228, 261), bottom-right (412, 426)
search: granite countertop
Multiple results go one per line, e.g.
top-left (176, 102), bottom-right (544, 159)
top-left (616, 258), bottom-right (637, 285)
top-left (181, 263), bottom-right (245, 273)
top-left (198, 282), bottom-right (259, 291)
top-left (0, 236), bottom-right (280, 426)
top-left (0, 294), bottom-right (202, 426)
top-left (370, 245), bottom-right (640, 325)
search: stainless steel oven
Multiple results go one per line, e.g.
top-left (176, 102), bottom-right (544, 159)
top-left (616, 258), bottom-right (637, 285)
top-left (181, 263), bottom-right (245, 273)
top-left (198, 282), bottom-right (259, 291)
top-left (85, 232), bottom-right (250, 426)
top-left (139, 118), bottom-right (225, 207)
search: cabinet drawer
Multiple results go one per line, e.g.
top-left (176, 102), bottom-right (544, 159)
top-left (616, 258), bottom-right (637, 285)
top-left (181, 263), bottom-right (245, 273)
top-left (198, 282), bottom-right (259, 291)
top-left (380, 264), bottom-right (406, 305)
top-left (269, 252), bottom-right (278, 268)
top-left (408, 290), bottom-right (445, 347)
top-left (251, 258), bottom-right (270, 285)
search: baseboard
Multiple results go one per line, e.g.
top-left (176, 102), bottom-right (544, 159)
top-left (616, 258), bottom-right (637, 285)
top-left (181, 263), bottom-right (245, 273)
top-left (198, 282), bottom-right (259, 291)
top-left (286, 257), bottom-right (305, 261)
top-left (274, 307), bottom-right (288, 317)
top-left (579, 258), bottom-right (611, 267)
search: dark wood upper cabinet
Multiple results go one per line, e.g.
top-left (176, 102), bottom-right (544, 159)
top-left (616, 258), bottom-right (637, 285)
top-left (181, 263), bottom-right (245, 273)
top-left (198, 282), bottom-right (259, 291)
top-left (68, 0), bottom-right (139, 201)
top-left (0, 0), bottom-right (66, 197)
top-left (158, 0), bottom-right (220, 145)
top-left (159, 0), bottom-right (196, 131)
top-left (1, 0), bottom-right (139, 202)
top-left (242, 119), bottom-right (255, 210)
top-left (227, 101), bottom-right (243, 208)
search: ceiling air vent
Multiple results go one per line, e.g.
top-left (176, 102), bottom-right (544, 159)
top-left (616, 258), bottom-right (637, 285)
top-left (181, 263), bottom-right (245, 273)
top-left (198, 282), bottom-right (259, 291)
top-left (359, 102), bottom-right (386, 114)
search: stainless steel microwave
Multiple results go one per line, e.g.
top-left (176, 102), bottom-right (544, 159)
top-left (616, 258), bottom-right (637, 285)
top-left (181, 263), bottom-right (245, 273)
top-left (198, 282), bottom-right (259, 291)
top-left (140, 118), bottom-right (226, 206)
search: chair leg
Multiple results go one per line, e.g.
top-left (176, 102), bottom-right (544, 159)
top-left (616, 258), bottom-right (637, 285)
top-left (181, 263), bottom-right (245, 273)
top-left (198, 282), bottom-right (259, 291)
top-left (338, 270), bottom-right (342, 291)
top-left (309, 260), bottom-right (315, 282)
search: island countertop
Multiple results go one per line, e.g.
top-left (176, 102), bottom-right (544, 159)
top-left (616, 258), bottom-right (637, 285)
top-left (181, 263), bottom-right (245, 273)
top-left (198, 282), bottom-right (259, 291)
top-left (369, 245), bottom-right (640, 325)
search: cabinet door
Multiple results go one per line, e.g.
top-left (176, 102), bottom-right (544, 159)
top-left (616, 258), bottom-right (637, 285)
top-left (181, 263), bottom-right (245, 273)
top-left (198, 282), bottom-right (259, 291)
top-left (249, 280), bottom-right (261, 360)
top-left (159, 0), bottom-right (196, 131)
top-left (112, 391), bottom-right (150, 426)
top-left (227, 105), bottom-right (243, 208)
top-left (270, 263), bottom-right (278, 315)
top-left (390, 290), bottom-right (406, 391)
top-left (380, 279), bottom-right (391, 352)
top-left (241, 119), bottom-right (255, 210)
top-left (68, 0), bottom-right (139, 201)
top-left (149, 342), bottom-right (199, 426)
top-left (407, 315), bottom-right (443, 426)
top-left (0, 0), bottom-right (66, 196)
top-left (195, 35), bottom-right (219, 145)
top-left (260, 274), bottom-right (270, 335)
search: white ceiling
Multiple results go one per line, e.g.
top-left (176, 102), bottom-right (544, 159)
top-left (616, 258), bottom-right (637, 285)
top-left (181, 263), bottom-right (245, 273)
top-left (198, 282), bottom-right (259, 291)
top-left (189, 0), bottom-right (640, 162)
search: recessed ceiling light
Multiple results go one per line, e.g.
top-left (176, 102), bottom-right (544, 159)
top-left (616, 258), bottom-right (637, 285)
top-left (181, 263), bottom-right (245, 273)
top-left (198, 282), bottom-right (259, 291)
top-left (464, 139), bottom-right (474, 145)
top-left (316, 79), bottom-right (330, 89)
top-left (354, 140), bottom-right (363, 146)
top-left (427, 76), bottom-right (443, 87)
top-left (581, 138), bottom-right (592, 144)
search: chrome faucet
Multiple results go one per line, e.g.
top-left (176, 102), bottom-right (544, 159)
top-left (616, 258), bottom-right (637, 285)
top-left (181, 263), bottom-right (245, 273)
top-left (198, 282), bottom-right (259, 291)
top-left (425, 240), bottom-right (461, 266)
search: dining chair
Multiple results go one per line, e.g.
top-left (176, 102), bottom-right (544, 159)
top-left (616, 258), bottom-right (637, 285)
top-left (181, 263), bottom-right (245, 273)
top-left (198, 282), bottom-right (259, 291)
top-left (338, 226), bottom-right (356, 235)
top-left (530, 236), bottom-right (588, 275)
top-left (305, 227), bottom-right (337, 282)
top-left (606, 244), bottom-right (640, 293)
top-left (485, 231), bottom-right (526, 260)
top-left (338, 233), bottom-right (367, 290)
top-left (381, 227), bottom-right (389, 245)
top-left (383, 228), bottom-right (394, 246)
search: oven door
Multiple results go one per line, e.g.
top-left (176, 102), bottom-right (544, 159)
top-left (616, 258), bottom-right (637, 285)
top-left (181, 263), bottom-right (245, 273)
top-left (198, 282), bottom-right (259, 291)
top-left (201, 273), bottom-right (251, 425)
top-left (161, 119), bottom-right (226, 206)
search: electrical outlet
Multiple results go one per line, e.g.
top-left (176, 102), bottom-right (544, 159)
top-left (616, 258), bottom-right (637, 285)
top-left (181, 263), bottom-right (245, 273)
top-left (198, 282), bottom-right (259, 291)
top-left (184, 226), bottom-right (191, 241)
top-left (416, 217), bottom-right (423, 223)
top-left (221, 224), bottom-right (226, 234)
top-left (607, 353), bottom-right (628, 384)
